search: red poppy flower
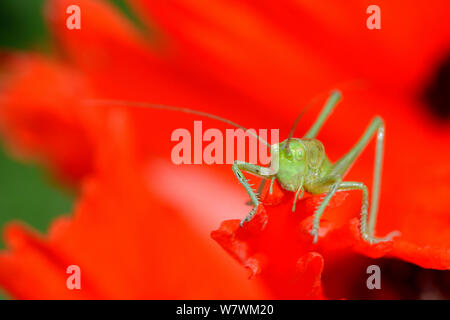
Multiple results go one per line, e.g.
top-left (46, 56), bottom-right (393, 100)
top-left (0, 0), bottom-right (449, 299)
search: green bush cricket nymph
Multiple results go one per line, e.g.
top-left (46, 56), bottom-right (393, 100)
top-left (87, 90), bottom-right (399, 244)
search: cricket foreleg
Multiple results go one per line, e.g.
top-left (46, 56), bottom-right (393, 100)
top-left (245, 179), bottom-right (267, 206)
top-left (310, 179), bottom-right (341, 243)
top-left (268, 176), bottom-right (276, 194)
top-left (232, 161), bottom-right (274, 226)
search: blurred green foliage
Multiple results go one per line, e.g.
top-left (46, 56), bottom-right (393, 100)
top-left (0, 0), bottom-right (141, 49)
top-left (0, 0), bottom-right (49, 50)
top-left (0, 146), bottom-right (74, 249)
top-left (0, 0), bottom-right (71, 299)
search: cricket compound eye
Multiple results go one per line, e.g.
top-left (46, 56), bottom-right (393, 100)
top-left (295, 149), bottom-right (305, 161)
top-left (283, 149), bottom-right (293, 160)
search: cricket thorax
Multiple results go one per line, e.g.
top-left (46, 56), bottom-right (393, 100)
top-left (275, 138), bottom-right (331, 192)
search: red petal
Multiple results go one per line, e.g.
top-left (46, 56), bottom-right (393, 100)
top-left (0, 110), bottom-right (267, 299)
top-left (0, 56), bottom-right (94, 184)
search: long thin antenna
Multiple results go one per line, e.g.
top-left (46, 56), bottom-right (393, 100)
top-left (285, 103), bottom-right (313, 152)
top-left (285, 93), bottom-right (327, 153)
top-left (286, 80), bottom-right (366, 146)
top-left (83, 99), bottom-right (271, 147)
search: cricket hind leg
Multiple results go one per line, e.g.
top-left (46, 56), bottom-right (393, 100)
top-left (309, 179), bottom-right (399, 244)
top-left (303, 90), bottom-right (342, 139)
top-left (328, 116), bottom-right (399, 241)
top-left (232, 161), bottom-right (274, 226)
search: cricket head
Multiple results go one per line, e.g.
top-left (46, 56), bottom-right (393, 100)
top-left (275, 138), bottom-right (308, 192)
